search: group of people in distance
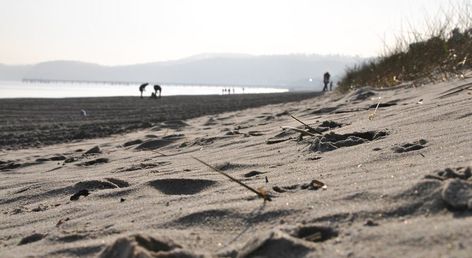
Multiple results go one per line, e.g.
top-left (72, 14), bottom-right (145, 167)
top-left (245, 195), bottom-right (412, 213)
top-left (139, 83), bottom-right (161, 99)
top-left (222, 88), bottom-right (239, 95)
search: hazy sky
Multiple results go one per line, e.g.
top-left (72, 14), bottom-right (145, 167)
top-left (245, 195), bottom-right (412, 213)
top-left (0, 0), bottom-right (465, 65)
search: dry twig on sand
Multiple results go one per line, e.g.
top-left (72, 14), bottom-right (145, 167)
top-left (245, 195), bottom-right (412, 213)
top-left (192, 156), bottom-right (272, 201)
top-left (281, 126), bottom-right (317, 137)
top-left (152, 150), bottom-right (168, 156)
top-left (289, 114), bottom-right (322, 134)
top-left (369, 97), bottom-right (382, 120)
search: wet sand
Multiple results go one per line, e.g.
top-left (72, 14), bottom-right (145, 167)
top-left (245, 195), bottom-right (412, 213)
top-left (1, 78), bottom-right (472, 257)
top-left (0, 92), bottom-right (319, 149)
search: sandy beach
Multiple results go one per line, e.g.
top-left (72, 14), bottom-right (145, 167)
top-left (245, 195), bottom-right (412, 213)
top-left (1, 78), bottom-right (472, 257)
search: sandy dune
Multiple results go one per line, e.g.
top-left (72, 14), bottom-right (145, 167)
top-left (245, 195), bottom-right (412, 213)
top-left (1, 78), bottom-right (472, 257)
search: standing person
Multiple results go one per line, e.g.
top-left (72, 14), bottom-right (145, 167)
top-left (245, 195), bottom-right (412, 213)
top-left (323, 72), bottom-right (330, 92)
top-left (139, 83), bottom-right (149, 98)
top-left (329, 81), bottom-right (333, 91)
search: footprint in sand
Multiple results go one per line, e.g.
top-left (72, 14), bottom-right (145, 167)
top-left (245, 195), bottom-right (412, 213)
top-left (114, 162), bottom-right (170, 173)
top-left (77, 158), bottom-right (109, 166)
top-left (310, 130), bottom-right (388, 153)
top-left (151, 120), bottom-right (189, 131)
top-left (70, 178), bottom-right (130, 201)
top-left (99, 234), bottom-right (201, 258)
top-left (215, 162), bottom-right (255, 171)
top-left (135, 134), bottom-right (184, 150)
top-left (149, 178), bottom-right (216, 195)
top-left (392, 139), bottom-right (427, 153)
top-left (122, 139), bottom-right (143, 147)
top-left (18, 233), bottom-right (47, 245)
top-left (244, 170), bottom-right (266, 178)
top-left (230, 224), bottom-right (337, 258)
top-left (314, 120), bottom-right (344, 133)
top-left (388, 167), bottom-right (472, 216)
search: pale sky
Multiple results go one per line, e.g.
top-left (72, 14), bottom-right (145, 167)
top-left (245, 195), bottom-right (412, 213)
top-left (0, 0), bottom-right (465, 65)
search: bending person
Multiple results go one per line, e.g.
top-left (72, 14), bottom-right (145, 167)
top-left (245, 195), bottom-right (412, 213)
top-left (139, 83), bottom-right (149, 98)
top-left (153, 84), bottom-right (162, 98)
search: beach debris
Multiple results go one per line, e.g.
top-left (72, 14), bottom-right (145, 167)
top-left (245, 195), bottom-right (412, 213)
top-left (70, 189), bottom-right (90, 201)
top-left (84, 146), bottom-right (101, 155)
top-left (273, 179), bottom-right (326, 193)
top-left (243, 170), bottom-right (266, 178)
top-left (281, 126), bottom-right (316, 137)
top-left (289, 114), bottom-right (322, 134)
top-left (80, 109), bottom-right (87, 117)
top-left (120, 198), bottom-right (126, 202)
top-left (265, 176), bottom-right (269, 183)
top-left (368, 97), bottom-right (382, 120)
top-left (193, 157), bottom-right (271, 201)
top-left (266, 129), bottom-right (297, 144)
top-left (364, 219), bottom-right (379, 227)
top-left (56, 217), bottom-right (70, 227)
top-left (18, 233), bottom-right (46, 246)
top-left (417, 98), bottom-right (424, 104)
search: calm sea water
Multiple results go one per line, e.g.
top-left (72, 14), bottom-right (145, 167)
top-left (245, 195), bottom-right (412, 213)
top-left (0, 81), bottom-right (288, 98)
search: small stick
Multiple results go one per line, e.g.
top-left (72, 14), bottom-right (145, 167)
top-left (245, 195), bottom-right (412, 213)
top-left (281, 126), bottom-right (316, 136)
top-left (369, 97), bottom-right (382, 120)
top-left (152, 150), bottom-right (168, 156)
top-left (289, 114), bottom-right (322, 134)
top-left (192, 157), bottom-right (271, 201)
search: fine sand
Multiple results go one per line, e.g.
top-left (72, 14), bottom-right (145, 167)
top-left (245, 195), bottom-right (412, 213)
top-left (1, 78), bottom-right (472, 258)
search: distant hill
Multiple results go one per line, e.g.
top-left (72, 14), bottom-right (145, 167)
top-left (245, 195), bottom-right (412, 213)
top-left (1, 54), bottom-right (363, 90)
top-left (0, 64), bottom-right (33, 81)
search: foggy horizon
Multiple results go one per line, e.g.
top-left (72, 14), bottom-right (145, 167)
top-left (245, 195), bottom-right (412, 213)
top-left (1, 0), bottom-right (465, 66)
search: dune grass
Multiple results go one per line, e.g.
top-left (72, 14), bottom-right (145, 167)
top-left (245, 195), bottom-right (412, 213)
top-left (338, 2), bottom-right (472, 92)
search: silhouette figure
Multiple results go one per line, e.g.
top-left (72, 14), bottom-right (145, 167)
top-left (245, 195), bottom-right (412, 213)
top-left (330, 81), bottom-right (333, 91)
top-left (153, 84), bottom-right (162, 98)
top-left (323, 72), bottom-right (331, 92)
top-left (139, 83), bottom-right (149, 98)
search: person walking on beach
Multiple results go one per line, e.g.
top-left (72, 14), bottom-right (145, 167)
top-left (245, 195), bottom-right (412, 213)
top-left (330, 81), bottom-right (333, 91)
top-left (323, 72), bottom-right (330, 92)
top-left (153, 84), bottom-right (162, 98)
top-left (139, 83), bottom-right (149, 98)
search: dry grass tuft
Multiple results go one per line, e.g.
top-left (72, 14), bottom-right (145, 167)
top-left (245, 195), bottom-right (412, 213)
top-left (338, 2), bottom-right (472, 92)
